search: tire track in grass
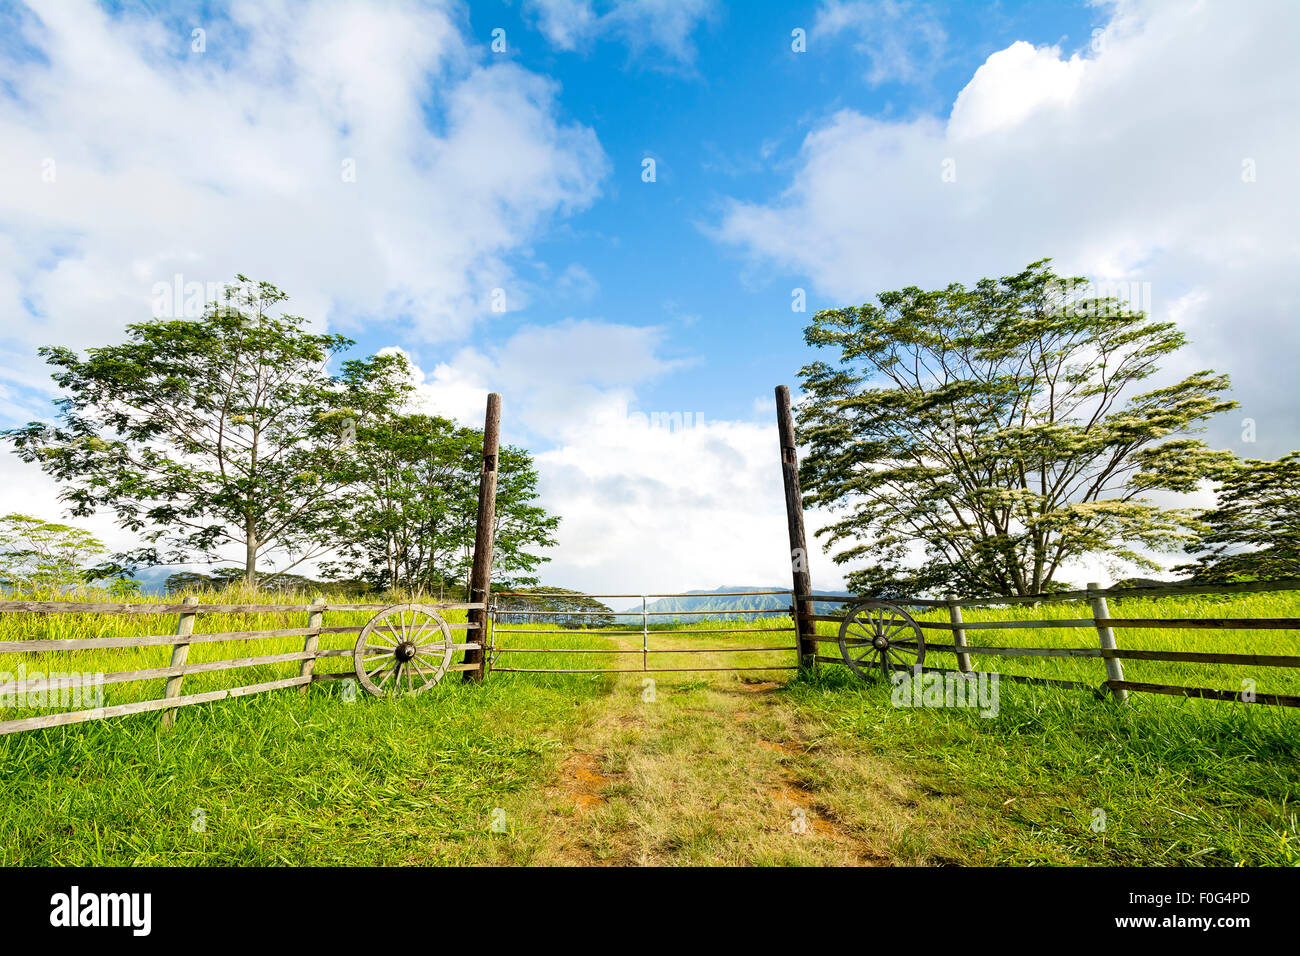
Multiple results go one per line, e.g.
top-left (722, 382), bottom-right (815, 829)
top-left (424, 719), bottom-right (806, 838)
top-left (520, 668), bottom-right (898, 865)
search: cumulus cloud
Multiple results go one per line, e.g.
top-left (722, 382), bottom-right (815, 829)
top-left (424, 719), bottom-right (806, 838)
top-left (716, 0), bottom-right (1300, 460)
top-left (0, 0), bottom-right (609, 384)
top-left (947, 40), bottom-right (1085, 140)
top-left (401, 320), bottom-right (836, 594)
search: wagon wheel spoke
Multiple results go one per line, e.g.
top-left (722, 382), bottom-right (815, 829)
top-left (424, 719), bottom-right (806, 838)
top-left (410, 615), bottom-right (441, 646)
top-left (414, 652), bottom-right (443, 673)
top-left (848, 643), bottom-right (876, 664)
top-left (366, 661), bottom-right (394, 680)
top-left (886, 647), bottom-right (914, 670)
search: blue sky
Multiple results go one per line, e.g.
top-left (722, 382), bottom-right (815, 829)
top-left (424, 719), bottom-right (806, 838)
top-left (1, 1), bottom-right (1297, 593)
top-left (354, 0), bottom-right (1101, 426)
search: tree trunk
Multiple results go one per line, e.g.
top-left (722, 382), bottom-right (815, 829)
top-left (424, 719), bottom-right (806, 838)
top-left (245, 517), bottom-right (258, 586)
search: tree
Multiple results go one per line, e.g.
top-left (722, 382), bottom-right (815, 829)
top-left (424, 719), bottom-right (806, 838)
top-left (1175, 452), bottom-right (1300, 583)
top-left (797, 259), bottom-right (1238, 597)
top-left (0, 514), bottom-right (106, 590)
top-left (473, 444), bottom-right (561, 592)
top-left (3, 277), bottom-right (410, 585)
top-left (322, 413), bottom-right (476, 593)
top-left (321, 413), bottom-right (560, 594)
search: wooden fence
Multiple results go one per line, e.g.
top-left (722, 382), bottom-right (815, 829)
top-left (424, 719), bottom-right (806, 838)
top-left (0, 598), bottom-right (484, 735)
top-left (806, 577), bottom-right (1300, 708)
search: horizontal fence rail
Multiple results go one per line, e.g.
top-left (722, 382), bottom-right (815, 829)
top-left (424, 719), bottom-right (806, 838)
top-left (0, 601), bottom-right (485, 614)
top-left (808, 576), bottom-right (1300, 607)
top-left (488, 590), bottom-right (799, 676)
top-left (815, 580), bottom-right (1300, 709)
top-left (0, 598), bottom-right (485, 735)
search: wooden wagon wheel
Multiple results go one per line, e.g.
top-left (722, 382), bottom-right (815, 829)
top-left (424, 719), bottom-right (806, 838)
top-left (838, 602), bottom-right (925, 681)
top-left (353, 604), bottom-right (455, 698)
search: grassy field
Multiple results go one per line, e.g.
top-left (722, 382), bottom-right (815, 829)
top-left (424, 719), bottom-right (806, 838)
top-left (0, 586), bottom-right (1297, 865)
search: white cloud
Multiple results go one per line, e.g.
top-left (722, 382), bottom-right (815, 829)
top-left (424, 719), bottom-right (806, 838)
top-left (0, 0), bottom-right (609, 393)
top-left (813, 0), bottom-right (947, 87)
top-left (716, 0), bottom-right (1300, 462)
top-left (525, 0), bottom-right (597, 51)
top-left (554, 263), bottom-right (600, 303)
top-left (947, 40), bottom-right (1085, 139)
top-left (401, 321), bottom-right (847, 594)
top-left (410, 318), bottom-right (693, 443)
top-left (525, 0), bottom-right (715, 65)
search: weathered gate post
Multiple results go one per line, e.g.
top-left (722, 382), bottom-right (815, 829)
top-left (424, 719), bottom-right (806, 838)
top-left (775, 385), bottom-right (818, 676)
top-left (161, 594), bottom-right (199, 729)
top-left (1089, 582), bottom-right (1128, 702)
top-left (464, 392), bottom-right (501, 683)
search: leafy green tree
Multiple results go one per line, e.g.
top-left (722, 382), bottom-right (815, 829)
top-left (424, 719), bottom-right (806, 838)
top-left (3, 277), bottom-right (410, 585)
top-left (476, 444), bottom-right (562, 593)
top-left (1175, 452), bottom-right (1300, 582)
top-left (322, 413), bottom-right (559, 594)
top-left (797, 259), bottom-right (1238, 597)
top-left (323, 413), bottom-right (476, 593)
top-left (0, 513), bottom-right (106, 590)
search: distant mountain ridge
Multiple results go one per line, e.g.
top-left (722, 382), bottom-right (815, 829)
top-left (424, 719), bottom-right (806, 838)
top-left (614, 585), bottom-right (854, 624)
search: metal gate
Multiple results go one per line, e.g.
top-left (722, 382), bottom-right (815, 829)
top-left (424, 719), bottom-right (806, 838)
top-left (484, 589), bottom-right (802, 675)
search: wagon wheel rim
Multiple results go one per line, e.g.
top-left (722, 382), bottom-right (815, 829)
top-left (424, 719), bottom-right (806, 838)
top-left (353, 604), bottom-right (454, 698)
top-left (837, 602), bottom-right (924, 681)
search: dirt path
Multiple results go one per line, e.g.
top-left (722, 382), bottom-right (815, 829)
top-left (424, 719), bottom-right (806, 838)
top-left (512, 670), bottom-right (918, 865)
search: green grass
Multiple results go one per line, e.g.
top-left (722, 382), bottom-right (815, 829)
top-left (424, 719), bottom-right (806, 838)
top-left (0, 585), bottom-right (1296, 865)
top-left (789, 668), bottom-right (1300, 865)
top-left (795, 590), bottom-right (1300, 865)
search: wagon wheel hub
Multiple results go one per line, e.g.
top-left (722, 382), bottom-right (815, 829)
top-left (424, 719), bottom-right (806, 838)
top-left (872, 636), bottom-right (889, 649)
top-left (394, 641), bottom-right (418, 663)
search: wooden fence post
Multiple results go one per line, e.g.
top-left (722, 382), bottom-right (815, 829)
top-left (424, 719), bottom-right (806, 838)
top-left (1088, 582), bottom-right (1128, 702)
top-left (299, 596), bottom-right (326, 692)
top-left (464, 392), bottom-right (501, 683)
top-left (775, 385), bottom-right (817, 677)
top-left (161, 595), bottom-right (199, 729)
top-left (946, 593), bottom-right (972, 673)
